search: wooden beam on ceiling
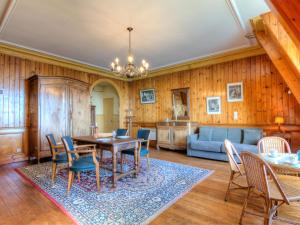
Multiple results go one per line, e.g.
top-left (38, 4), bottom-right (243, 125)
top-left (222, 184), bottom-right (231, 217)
top-left (251, 16), bottom-right (300, 104)
top-left (265, 0), bottom-right (300, 51)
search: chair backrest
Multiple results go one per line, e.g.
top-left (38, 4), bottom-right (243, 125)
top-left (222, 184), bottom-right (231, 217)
top-left (137, 129), bottom-right (150, 140)
top-left (116, 128), bottom-right (128, 136)
top-left (137, 129), bottom-right (150, 147)
top-left (258, 136), bottom-right (291, 154)
top-left (46, 134), bottom-right (57, 157)
top-left (224, 139), bottom-right (243, 174)
top-left (240, 152), bottom-right (289, 204)
top-left (61, 136), bottom-right (75, 163)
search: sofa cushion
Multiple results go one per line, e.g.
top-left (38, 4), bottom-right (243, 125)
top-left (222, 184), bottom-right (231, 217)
top-left (221, 143), bottom-right (258, 154)
top-left (198, 127), bottom-right (212, 141)
top-left (211, 127), bottom-right (228, 142)
top-left (190, 141), bottom-right (222, 153)
top-left (243, 128), bottom-right (262, 145)
top-left (227, 128), bottom-right (242, 143)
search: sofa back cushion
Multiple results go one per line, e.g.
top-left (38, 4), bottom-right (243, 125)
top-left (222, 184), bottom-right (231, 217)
top-left (211, 127), bottom-right (228, 142)
top-left (243, 128), bottom-right (263, 145)
top-left (199, 127), bottom-right (212, 141)
top-left (227, 128), bottom-right (242, 143)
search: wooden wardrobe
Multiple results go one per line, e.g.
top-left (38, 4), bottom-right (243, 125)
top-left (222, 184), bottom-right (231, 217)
top-left (28, 75), bottom-right (90, 162)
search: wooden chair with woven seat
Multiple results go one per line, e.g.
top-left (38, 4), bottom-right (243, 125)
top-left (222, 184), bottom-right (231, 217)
top-left (258, 136), bottom-right (291, 154)
top-left (61, 136), bottom-right (100, 193)
top-left (224, 139), bottom-right (248, 201)
top-left (46, 134), bottom-right (68, 183)
top-left (239, 151), bottom-right (300, 225)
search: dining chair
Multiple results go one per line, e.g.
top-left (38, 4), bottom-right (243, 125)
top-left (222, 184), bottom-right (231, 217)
top-left (46, 134), bottom-right (68, 183)
top-left (61, 136), bottom-right (100, 193)
top-left (116, 128), bottom-right (128, 136)
top-left (239, 151), bottom-right (300, 225)
top-left (121, 129), bottom-right (151, 171)
top-left (258, 136), bottom-right (291, 154)
top-left (224, 139), bottom-right (247, 201)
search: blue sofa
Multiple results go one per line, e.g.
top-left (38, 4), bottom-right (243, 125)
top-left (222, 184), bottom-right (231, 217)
top-left (187, 126), bottom-right (263, 162)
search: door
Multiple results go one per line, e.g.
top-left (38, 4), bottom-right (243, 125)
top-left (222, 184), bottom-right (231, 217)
top-left (69, 85), bottom-right (90, 136)
top-left (103, 98), bottom-right (114, 132)
top-left (157, 126), bottom-right (171, 144)
top-left (40, 83), bottom-right (68, 155)
top-left (172, 126), bottom-right (188, 147)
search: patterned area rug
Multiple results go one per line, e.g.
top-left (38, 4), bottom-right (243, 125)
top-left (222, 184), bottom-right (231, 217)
top-left (16, 156), bottom-right (213, 225)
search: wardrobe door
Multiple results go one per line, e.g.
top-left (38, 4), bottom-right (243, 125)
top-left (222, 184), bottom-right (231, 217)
top-left (69, 84), bottom-right (90, 137)
top-left (40, 83), bottom-right (68, 157)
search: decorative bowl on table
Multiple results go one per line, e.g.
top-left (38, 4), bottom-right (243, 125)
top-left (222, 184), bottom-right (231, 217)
top-left (116, 135), bottom-right (130, 139)
top-left (96, 138), bottom-right (111, 142)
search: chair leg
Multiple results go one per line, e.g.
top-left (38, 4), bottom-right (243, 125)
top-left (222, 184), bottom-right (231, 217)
top-left (96, 165), bottom-right (100, 192)
top-left (51, 162), bottom-right (57, 183)
top-left (146, 154), bottom-right (150, 170)
top-left (77, 172), bottom-right (81, 182)
top-left (121, 153), bottom-right (124, 173)
top-left (224, 171), bottom-right (234, 201)
top-left (239, 187), bottom-right (251, 225)
top-left (67, 171), bottom-right (74, 194)
top-left (100, 150), bottom-right (103, 164)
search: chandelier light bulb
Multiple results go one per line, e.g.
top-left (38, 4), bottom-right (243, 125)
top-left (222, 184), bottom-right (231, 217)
top-left (116, 65), bottom-right (121, 72)
top-left (142, 59), bottom-right (146, 65)
top-left (111, 62), bottom-right (115, 68)
top-left (128, 55), bottom-right (134, 63)
top-left (115, 58), bottom-right (119, 64)
top-left (145, 62), bottom-right (149, 69)
top-left (139, 66), bottom-right (145, 73)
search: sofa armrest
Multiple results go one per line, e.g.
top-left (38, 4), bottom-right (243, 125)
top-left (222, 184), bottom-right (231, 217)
top-left (187, 134), bottom-right (198, 147)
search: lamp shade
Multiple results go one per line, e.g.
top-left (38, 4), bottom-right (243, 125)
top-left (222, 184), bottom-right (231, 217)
top-left (274, 116), bottom-right (284, 124)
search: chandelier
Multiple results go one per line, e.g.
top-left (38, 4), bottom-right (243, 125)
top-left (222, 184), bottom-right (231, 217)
top-left (110, 27), bottom-right (149, 79)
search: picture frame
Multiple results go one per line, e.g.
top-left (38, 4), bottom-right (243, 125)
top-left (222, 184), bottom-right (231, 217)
top-left (207, 96), bottom-right (221, 114)
top-left (140, 89), bottom-right (156, 104)
top-left (227, 82), bottom-right (243, 102)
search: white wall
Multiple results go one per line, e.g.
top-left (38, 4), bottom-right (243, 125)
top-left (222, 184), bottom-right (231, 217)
top-left (91, 84), bottom-right (120, 116)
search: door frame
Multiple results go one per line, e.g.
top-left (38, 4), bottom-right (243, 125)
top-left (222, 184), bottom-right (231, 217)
top-left (89, 79), bottom-right (123, 129)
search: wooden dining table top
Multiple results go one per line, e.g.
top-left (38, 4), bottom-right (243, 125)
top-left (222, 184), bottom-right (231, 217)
top-left (73, 136), bottom-right (138, 146)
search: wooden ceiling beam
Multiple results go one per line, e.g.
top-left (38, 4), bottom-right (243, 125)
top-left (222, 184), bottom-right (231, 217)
top-left (251, 16), bottom-right (300, 104)
top-left (265, 0), bottom-right (300, 51)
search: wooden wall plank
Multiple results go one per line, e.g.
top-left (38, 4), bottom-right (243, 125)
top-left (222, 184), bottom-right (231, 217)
top-left (129, 55), bottom-right (300, 126)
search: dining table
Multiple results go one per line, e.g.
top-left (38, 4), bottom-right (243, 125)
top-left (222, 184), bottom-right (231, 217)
top-left (73, 135), bottom-right (139, 188)
top-left (259, 153), bottom-right (300, 175)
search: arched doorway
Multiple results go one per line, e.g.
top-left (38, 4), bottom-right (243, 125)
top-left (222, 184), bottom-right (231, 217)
top-left (91, 82), bottom-right (120, 132)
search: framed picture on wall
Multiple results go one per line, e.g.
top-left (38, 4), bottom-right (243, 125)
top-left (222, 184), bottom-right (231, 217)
top-left (227, 82), bottom-right (243, 102)
top-left (140, 89), bottom-right (156, 104)
top-left (207, 96), bottom-right (221, 114)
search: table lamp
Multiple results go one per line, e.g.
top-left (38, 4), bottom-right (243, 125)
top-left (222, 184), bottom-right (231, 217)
top-left (274, 116), bottom-right (284, 132)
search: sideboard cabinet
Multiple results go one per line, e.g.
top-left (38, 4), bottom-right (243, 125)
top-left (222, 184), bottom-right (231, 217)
top-left (28, 75), bottom-right (90, 162)
top-left (156, 121), bottom-right (198, 150)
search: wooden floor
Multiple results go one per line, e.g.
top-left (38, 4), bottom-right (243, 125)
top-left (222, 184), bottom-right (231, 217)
top-left (0, 149), bottom-right (299, 225)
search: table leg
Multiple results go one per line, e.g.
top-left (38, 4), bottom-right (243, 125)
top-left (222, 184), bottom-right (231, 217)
top-left (112, 146), bottom-right (117, 188)
top-left (134, 141), bottom-right (139, 176)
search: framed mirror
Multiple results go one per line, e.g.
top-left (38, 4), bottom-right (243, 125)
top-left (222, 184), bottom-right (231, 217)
top-left (172, 88), bottom-right (190, 120)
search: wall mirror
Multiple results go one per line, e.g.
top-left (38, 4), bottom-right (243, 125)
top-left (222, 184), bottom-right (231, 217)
top-left (172, 88), bottom-right (190, 120)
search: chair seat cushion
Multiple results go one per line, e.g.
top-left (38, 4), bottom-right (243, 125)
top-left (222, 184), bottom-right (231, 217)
top-left (53, 152), bottom-right (68, 163)
top-left (122, 147), bottom-right (149, 156)
top-left (190, 141), bottom-right (222, 153)
top-left (70, 158), bottom-right (96, 172)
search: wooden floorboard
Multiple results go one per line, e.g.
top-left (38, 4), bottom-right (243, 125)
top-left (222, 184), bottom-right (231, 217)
top-left (0, 149), bottom-right (299, 225)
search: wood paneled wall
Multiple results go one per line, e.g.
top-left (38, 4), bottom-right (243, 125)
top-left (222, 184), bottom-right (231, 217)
top-left (0, 53), bottom-right (128, 164)
top-left (129, 54), bottom-right (300, 126)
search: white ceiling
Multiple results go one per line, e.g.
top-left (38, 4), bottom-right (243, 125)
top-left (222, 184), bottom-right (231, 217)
top-left (0, 0), bottom-right (269, 70)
